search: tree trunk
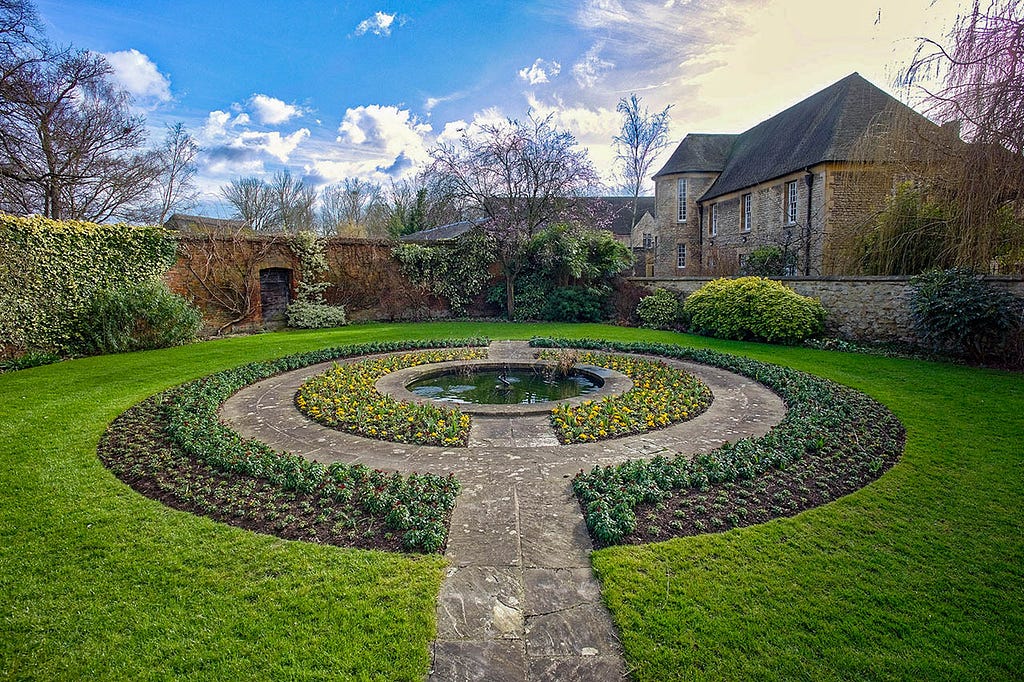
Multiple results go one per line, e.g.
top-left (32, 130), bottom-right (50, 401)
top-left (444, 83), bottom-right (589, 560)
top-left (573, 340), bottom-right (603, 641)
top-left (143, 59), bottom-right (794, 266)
top-left (505, 271), bottom-right (516, 321)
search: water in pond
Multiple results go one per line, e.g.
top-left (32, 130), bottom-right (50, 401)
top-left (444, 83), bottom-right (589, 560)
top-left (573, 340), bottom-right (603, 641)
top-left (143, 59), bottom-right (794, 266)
top-left (408, 369), bottom-right (599, 405)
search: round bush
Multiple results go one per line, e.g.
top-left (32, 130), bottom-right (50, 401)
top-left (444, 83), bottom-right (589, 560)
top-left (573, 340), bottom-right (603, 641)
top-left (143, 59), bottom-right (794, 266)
top-left (71, 280), bottom-right (202, 355)
top-left (683, 277), bottom-right (826, 344)
top-left (636, 288), bottom-right (683, 329)
top-left (909, 268), bottom-right (1019, 361)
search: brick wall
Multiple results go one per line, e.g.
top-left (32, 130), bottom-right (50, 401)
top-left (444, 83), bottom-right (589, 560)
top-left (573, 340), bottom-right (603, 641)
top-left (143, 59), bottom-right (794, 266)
top-left (633, 276), bottom-right (1024, 343)
top-left (165, 235), bottom-right (459, 334)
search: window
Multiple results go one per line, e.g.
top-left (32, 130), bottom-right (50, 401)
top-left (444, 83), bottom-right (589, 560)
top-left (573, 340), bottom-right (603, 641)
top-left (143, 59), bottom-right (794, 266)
top-left (742, 193), bottom-right (752, 232)
top-left (707, 256), bottom-right (716, 270)
top-left (677, 178), bottom-right (687, 222)
top-left (642, 232), bottom-right (653, 249)
top-left (676, 242), bottom-right (686, 269)
top-left (786, 180), bottom-right (798, 224)
top-left (710, 203), bottom-right (718, 236)
top-left (738, 253), bottom-right (748, 270)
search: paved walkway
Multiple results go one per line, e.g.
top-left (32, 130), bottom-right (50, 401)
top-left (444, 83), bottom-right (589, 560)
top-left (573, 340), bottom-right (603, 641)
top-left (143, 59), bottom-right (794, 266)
top-left (220, 341), bottom-right (786, 681)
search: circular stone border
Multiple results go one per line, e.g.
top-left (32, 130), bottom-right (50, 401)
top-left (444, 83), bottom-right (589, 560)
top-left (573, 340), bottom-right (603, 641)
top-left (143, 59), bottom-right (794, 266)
top-left (375, 359), bottom-right (634, 416)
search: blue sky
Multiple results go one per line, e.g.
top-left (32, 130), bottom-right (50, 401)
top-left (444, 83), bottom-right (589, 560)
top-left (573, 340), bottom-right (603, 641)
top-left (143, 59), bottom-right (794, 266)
top-left (37, 0), bottom-right (964, 216)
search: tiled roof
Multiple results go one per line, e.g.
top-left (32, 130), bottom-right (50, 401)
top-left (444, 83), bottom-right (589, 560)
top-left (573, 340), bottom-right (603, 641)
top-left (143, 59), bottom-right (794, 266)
top-left (653, 133), bottom-right (737, 177)
top-left (399, 219), bottom-right (485, 242)
top-left (595, 196), bottom-right (656, 235)
top-left (701, 73), bottom-right (930, 201)
top-left (164, 213), bottom-right (249, 232)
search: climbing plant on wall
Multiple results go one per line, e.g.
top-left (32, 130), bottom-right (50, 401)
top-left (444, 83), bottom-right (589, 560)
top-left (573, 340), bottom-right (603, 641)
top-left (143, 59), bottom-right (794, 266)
top-left (392, 231), bottom-right (495, 314)
top-left (0, 214), bottom-right (177, 354)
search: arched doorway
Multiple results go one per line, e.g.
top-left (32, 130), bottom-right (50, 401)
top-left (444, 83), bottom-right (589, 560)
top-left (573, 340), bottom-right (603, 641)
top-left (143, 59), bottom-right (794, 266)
top-left (259, 268), bottom-right (292, 326)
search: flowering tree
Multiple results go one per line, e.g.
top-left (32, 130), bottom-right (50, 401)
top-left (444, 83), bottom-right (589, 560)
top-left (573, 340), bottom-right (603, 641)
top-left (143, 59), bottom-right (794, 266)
top-left (425, 114), bottom-right (603, 319)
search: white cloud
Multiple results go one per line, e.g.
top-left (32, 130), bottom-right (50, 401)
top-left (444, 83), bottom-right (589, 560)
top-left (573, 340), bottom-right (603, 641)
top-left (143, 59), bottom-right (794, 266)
top-left (577, 0), bottom-right (630, 28)
top-left (201, 110), bottom-right (251, 142)
top-left (337, 104), bottom-right (432, 161)
top-left (249, 94), bottom-right (303, 125)
top-left (572, 43), bottom-right (614, 88)
top-left (425, 90), bottom-right (467, 112)
top-left (518, 58), bottom-right (561, 85)
top-left (354, 11), bottom-right (405, 37)
top-left (241, 129), bottom-right (311, 162)
top-left (101, 49), bottom-right (171, 105)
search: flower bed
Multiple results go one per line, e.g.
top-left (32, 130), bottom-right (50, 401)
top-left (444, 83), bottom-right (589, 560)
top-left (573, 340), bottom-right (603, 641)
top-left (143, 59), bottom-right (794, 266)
top-left (530, 338), bottom-right (905, 546)
top-left (102, 338), bottom-right (487, 553)
top-left (295, 349), bottom-right (485, 447)
top-left (538, 350), bottom-right (712, 443)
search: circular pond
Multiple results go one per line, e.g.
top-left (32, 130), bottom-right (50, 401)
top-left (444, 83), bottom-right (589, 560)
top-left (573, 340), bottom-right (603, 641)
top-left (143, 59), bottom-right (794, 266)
top-left (407, 369), bottom-right (600, 405)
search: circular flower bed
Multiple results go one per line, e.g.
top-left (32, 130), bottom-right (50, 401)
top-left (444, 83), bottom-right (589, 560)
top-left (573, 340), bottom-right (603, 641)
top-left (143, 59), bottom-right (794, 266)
top-left (531, 337), bottom-right (906, 546)
top-left (539, 350), bottom-right (712, 443)
top-left (99, 339), bottom-right (487, 553)
top-left (295, 348), bottom-right (486, 447)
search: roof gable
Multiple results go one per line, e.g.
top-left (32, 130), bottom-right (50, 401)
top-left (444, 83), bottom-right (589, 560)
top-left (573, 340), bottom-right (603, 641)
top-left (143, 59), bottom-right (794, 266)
top-left (653, 133), bottom-right (737, 177)
top-left (695, 73), bottom-right (934, 201)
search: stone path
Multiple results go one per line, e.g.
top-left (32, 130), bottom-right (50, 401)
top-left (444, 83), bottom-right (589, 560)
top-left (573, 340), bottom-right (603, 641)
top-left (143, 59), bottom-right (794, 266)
top-left (220, 341), bottom-right (787, 681)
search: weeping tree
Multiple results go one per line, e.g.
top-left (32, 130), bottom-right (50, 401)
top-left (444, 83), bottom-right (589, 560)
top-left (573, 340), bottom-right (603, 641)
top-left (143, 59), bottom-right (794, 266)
top-left (836, 0), bottom-right (1024, 274)
top-left (424, 114), bottom-right (602, 319)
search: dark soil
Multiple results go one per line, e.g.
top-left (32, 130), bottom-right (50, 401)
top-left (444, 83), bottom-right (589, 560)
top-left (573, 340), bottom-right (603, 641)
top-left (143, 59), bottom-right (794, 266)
top-left (98, 393), bottom-right (415, 553)
top-left (617, 426), bottom-right (905, 545)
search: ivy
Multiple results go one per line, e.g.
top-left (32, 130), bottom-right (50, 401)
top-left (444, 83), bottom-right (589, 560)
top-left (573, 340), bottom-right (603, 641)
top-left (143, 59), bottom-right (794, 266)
top-left (0, 214), bottom-right (177, 353)
top-left (392, 232), bottom-right (495, 313)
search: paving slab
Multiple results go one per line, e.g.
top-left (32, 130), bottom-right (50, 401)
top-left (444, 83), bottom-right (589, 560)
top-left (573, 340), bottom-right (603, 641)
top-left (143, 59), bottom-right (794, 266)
top-left (219, 340), bottom-right (787, 681)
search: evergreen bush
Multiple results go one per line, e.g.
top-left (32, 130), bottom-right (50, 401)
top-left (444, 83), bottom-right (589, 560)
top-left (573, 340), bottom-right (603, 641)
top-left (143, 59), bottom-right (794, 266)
top-left (909, 268), bottom-right (1019, 361)
top-left (71, 280), bottom-right (201, 355)
top-left (636, 288), bottom-right (683, 329)
top-left (683, 277), bottom-right (826, 344)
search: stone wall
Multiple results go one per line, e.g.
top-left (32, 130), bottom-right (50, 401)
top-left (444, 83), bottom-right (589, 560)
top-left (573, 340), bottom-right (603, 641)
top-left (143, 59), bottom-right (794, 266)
top-left (633, 275), bottom-right (1024, 343)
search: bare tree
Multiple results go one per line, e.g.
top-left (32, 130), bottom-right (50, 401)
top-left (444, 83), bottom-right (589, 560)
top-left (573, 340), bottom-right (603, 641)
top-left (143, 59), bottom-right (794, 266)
top-left (425, 114), bottom-right (601, 319)
top-left (319, 177), bottom-right (384, 237)
top-left (614, 94), bottom-right (671, 228)
top-left (0, 46), bottom-right (155, 221)
top-left (0, 0), bottom-right (43, 88)
top-left (269, 169), bottom-right (316, 233)
top-left (146, 122), bottom-right (200, 225)
top-left (221, 177), bottom-right (274, 231)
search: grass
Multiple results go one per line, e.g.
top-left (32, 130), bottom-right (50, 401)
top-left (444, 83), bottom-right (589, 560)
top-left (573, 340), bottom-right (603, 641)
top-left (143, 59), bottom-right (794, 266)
top-left (1, 321), bottom-right (1022, 680)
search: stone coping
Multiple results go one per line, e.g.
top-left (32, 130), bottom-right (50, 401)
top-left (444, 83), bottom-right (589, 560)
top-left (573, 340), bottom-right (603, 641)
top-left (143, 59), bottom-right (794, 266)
top-left (375, 359), bottom-right (633, 416)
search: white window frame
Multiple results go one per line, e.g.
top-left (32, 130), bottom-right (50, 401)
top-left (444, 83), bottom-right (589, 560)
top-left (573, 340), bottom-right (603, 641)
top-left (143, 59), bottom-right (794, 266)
top-left (642, 232), bottom-right (653, 249)
top-left (742, 193), bottom-right (752, 232)
top-left (676, 242), bottom-right (686, 269)
top-left (786, 180), bottom-right (798, 225)
top-left (677, 178), bottom-right (687, 222)
top-left (710, 203), bottom-right (718, 236)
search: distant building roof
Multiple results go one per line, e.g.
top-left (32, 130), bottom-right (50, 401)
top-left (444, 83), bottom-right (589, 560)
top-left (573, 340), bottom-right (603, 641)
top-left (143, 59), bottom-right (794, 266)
top-left (399, 218), bottom-right (487, 243)
top-left (653, 134), bottom-right (737, 177)
top-left (700, 73), bottom-right (931, 201)
top-left (164, 213), bottom-right (249, 233)
top-left (593, 196), bottom-right (656, 236)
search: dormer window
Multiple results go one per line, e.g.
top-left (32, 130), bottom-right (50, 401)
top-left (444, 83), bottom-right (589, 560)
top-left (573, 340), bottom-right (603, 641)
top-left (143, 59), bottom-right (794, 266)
top-left (677, 178), bottom-right (687, 222)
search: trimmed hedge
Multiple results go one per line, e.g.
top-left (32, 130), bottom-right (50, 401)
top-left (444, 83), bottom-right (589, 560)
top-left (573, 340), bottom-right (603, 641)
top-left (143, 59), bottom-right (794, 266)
top-left (0, 214), bottom-right (177, 353)
top-left (530, 337), bottom-right (905, 546)
top-left (683, 276), bottom-right (826, 344)
top-left (159, 338), bottom-right (488, 552)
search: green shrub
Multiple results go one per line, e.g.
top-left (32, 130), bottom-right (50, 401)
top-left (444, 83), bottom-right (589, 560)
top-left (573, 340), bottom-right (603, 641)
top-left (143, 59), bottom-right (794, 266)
top-left (0, 214), bottom-right (177, 352)
top-left (286, 300), bottom-right (348, 329)
top-left (542, 286), bottom-right (608, 322)
top-left (740, 246), bottom-right (796, 277)
top-left (0, 351), bottom-right (61, 373)
top-left (683, 277), bottom-right (826, 344)
top-left (909, 268), bottom-right (1019, 361)
top-left (636, 288), bottom-right (683, 329)
top-left (71, 280), bottom-right (202, 355)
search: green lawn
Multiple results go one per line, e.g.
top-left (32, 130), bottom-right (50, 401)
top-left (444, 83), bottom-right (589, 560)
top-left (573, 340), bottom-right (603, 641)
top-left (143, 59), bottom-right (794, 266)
top-left (1, 322), bottom-right (1022, 680)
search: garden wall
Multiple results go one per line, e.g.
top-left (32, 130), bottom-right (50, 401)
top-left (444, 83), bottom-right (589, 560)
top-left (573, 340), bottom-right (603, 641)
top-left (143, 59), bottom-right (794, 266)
top-left (164, 235), bottom-right (453, 334)
top-left (632, 276), bottom-right (1024, 343)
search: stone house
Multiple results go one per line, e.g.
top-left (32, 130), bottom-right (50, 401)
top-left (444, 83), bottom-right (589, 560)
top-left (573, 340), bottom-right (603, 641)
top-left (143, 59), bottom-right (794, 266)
top-left (646, 72), bottom-right (941, 277)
